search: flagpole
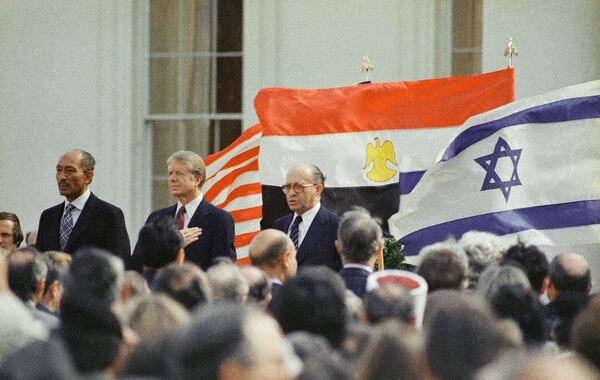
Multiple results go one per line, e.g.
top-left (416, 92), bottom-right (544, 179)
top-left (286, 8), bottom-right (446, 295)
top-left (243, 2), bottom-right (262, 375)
top-left (504, 37), bottom-right (518, 67)
top-left (360, 54), bottom-right (374, 83)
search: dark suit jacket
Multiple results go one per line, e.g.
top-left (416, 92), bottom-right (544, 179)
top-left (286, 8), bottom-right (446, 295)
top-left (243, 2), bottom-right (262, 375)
top-left (339, 266), bottom-right (371, 299)
top-left (267, 281), bottom-right (283, 314)
top-left (137, 198), bottom-right (236, 271)
top-left (36, 193), bottom-right (131, 260)
top-left (273, 205), bottom-right (342, 271)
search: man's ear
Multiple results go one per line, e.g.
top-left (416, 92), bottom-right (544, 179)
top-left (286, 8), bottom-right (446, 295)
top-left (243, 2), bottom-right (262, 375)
top-left (85, 170), bottom-right (94, 186)
top-left (335, 240), bottom-right (342, 256)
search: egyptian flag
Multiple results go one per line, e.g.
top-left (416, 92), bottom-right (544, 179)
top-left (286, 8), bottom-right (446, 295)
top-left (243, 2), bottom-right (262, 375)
top-left (254, 68), bottom-right (514, 232)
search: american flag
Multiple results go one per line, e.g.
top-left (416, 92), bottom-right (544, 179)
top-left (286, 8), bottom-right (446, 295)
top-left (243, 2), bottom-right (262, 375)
top-left (203, 124), bottom-right (262, 264)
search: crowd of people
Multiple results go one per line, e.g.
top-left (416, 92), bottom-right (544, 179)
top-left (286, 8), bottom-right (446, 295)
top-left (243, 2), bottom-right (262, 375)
top-left (0, 149), bottom-right (599, 379)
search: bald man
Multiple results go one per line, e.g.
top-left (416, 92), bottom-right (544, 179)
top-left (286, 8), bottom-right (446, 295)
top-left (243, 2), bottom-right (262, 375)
top-left (273, 164), bottom-right (342, 271)
top-left (249, 229), bottom-right (297, 311)
top-left (545, 252), bottom-right (592, 347)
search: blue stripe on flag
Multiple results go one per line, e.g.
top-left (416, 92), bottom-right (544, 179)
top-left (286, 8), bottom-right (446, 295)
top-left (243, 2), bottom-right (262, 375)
top-left (399, 171), bottom-right (426, 195)
top-left (400, 200), bottom-right (600, 255)
top-left (442, 95), bottom-right (600, 161)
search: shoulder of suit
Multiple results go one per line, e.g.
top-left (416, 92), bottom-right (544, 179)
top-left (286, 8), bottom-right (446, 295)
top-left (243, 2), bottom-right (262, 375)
top-left (88, 193), bottom-right (124, 213)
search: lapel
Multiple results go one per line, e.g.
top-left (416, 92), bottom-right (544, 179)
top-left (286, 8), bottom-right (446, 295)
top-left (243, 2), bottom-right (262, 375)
top-left (48, 203), bottom-right (65, 249)
top-left (65, 193), bottom-right (98, 251)
top-left (296, 206), bottom-right (330, 264)
top-left (188, 198), bottom-right (212, 228)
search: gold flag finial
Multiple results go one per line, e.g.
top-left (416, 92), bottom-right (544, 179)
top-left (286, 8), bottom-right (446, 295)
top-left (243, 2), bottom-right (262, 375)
top-left (504, 37), bottom-right (518, 67)
top-left (360, 54), bottom-right (375, 82)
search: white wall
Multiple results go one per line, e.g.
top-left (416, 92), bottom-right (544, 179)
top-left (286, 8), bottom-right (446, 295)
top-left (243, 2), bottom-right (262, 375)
top-left (243, 0), bottom-right (450, 128)
top-left (482, 0), bottom-right (600, 99)
top-left (0, 1), bottom-right (137, 239)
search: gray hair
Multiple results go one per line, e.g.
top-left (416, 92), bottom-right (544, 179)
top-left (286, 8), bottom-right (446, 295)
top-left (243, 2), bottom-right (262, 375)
top-left (337, 208), bottom-right (382, 262)
top-left (167, 150), bottom-right (207, 188)
top-left (206, 261), bottom-right (249, 303)
top-left (73, 149), bottom-right (96, 173)
top-left (477, 264), bottom-right (530, 301)
top-left (292, 163), bottom-right (326, 186)
top-left (459, 231), bottom-right (504, 289)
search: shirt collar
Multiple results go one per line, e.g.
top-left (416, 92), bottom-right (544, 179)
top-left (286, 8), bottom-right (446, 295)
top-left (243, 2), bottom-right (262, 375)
top-left (343, 263), bottom-right (373, 273)
top-left (269, 278), bottom-right (283, 285)
top-left (295, 202), bottom-right (320, 225)
top-left (177, 192), bottom-right (203, 216)
top-left (64, 188), bottom-right (91, 211)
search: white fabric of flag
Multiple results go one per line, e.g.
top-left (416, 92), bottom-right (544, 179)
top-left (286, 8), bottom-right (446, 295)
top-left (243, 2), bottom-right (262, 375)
top-left (389, 80), bottom-right (600, 256)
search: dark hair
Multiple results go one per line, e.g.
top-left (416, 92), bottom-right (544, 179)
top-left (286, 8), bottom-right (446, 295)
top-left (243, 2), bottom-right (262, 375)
top-left (364, 282), bottom-right (414, 325)
top-left (549, 254), bottom-right (591, 292)
top-left (287, 331), bottom-right (351, 380)
top-left (424, 291), bottom-right (505, 380)
top-left (7, 247), bottom-right (47, 302)
top-left (137, 216), bottom-right (184, 269)
top-left (273, 267), bottom-right (347, 348)
top-left (417, 248), bottom-right (466, 292)
top-left (0, 212), bottom-right (24, 247)
top-left (63, 247), bottom-right (124, 308)
top-left (153, 263), bottom-right (213, 310)
top-left (168, 303), bottom-right (255, 379)
top-left (490, 284), bottom-right (547, 345)
top-left (337, 208), bottom-right (382, 263)
top-left (240, 266), bottom-right (272, 305)
top-left (502, 242), bottom-right (548, 293)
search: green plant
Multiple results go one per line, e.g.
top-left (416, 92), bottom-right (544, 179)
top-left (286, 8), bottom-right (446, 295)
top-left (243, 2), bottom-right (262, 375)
top-left (375, 237), bottom-right (416, 271)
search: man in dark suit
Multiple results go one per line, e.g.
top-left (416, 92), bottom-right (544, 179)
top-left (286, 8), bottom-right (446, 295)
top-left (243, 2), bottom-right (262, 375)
top-left (135, 150), bottom-right (235, 271)
top-left (273, 164), bottom-right (342, 271)
top-left (336, 208), bottom-right (383, 298)
top-left (248, 229), bottom-right (297, 311)
top-left (36, 150), bottom-right (130, 260)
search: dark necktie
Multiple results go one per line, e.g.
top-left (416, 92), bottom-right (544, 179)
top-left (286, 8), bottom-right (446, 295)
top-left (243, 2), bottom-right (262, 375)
top-left (176, 206), bottom-right (186, 230)
top-left (59, 204), bottom-right (75, 251)
top-left (289, 215), bottom-right (302, 249)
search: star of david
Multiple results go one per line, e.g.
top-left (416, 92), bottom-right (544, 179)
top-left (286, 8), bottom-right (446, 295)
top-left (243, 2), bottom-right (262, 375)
top-left (474, 137), bottom-right (522, 202)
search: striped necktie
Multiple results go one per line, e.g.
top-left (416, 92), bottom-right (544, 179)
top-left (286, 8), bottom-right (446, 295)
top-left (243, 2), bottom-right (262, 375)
top-left (289, 215), bottom-right (302, 249)
top-left (59, 204), bottom-right (75, 251)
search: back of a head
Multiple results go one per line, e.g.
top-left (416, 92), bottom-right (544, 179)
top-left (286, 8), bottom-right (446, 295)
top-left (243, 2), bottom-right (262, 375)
top-left (60, 249), bottom-right (124, 374)
top-left (355, 320), bottom-right (418, 380)
top-left (477, 264), bottom-right (531, 301)
top-left (7, 247), bottom-right (47, 302)
top-left (459, 231), bottom-right (504, 289)
top-left (502, 242), bottom-right (548, 294)
top-left (63, 247), bottom-right (124, 308)
top-left (137, 216), bottom-right (183, 269)
top-left (287, 331), bottom-right (351, 380)
top-left (364, 282), bottom-right (414, 325)
top-left (123, 270), bottom-right (151, 299)
top-left (337, 208), bottom-right (382, 263)
top-left (273, 266), bottom-right (347, 348)
top-left (239, 265), bottom-right (272, 307)
top-left (206, 261), bottom-right (249, 303)
top-left (153, 262), bottom-right (213, 310)
top-left (168, 303), bottom-right (255, 380)
top-left (417, 241), bottom-right (467, 292)
top-left (249, 229), bottom-right (291, 268)
top-left (489, 284), bottom-right (546, 346)
top-left (572, 295), bottom-right (600, 371)
top-left (126, 293), bottom-right (190, 341)
top-left (424, 290), bottom-right (505, 380)
top-left (549, 252), bottom-right (591, 293)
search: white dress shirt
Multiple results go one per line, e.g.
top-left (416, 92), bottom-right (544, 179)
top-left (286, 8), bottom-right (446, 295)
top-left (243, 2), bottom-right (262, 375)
top-left (62, 189), bottom-right (91, 226)
top-left (176, 193), bottom-right (203, 228)
top-left (288, 203), bottom-right (320, 247)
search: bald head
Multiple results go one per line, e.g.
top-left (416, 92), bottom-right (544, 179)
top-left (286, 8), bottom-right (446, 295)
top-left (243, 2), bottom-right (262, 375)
top-left (249, 229), bottom-right (297, 281)
top-left (548, 252), bottom-right (592, 296)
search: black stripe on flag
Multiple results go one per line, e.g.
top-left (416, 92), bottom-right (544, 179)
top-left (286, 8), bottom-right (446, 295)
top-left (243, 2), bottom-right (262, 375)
top-left (261, 183), bottom-right (399, 235)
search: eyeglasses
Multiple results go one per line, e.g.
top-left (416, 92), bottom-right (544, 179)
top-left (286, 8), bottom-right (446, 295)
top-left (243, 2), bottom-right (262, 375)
top-left (281, 183), bottom-right (316, 193)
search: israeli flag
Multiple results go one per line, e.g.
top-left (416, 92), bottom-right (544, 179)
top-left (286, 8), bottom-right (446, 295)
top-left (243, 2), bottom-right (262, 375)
top-left (389, 80), bottom-right (600, 256)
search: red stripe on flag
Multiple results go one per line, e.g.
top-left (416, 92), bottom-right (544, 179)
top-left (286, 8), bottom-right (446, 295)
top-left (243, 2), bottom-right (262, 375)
top-left (236, 257), bottom-right (250, 266)
top-left (204, 124), bottom-right (262, 165)
top-left (255, 68), bottom-right (514, 136)
top-left (235, 231), bottom-right (259, 248)
top-left (204, 159), bottom-right (259, 202)
top-left (229, 206), bottom-right (262, 223)
top-left (206, 147), bottom-right (260, 182)
top-left (217, 183), bottom-right (262, 209)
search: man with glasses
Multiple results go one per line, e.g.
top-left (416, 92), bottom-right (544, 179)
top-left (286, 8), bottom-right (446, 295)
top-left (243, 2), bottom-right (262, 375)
top-left (273, 164), bottom-right (342, 271)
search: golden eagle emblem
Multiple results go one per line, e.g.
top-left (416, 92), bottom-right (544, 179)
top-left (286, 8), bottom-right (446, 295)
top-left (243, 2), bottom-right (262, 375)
top-left (364, 137), bottom-right (398, 182)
